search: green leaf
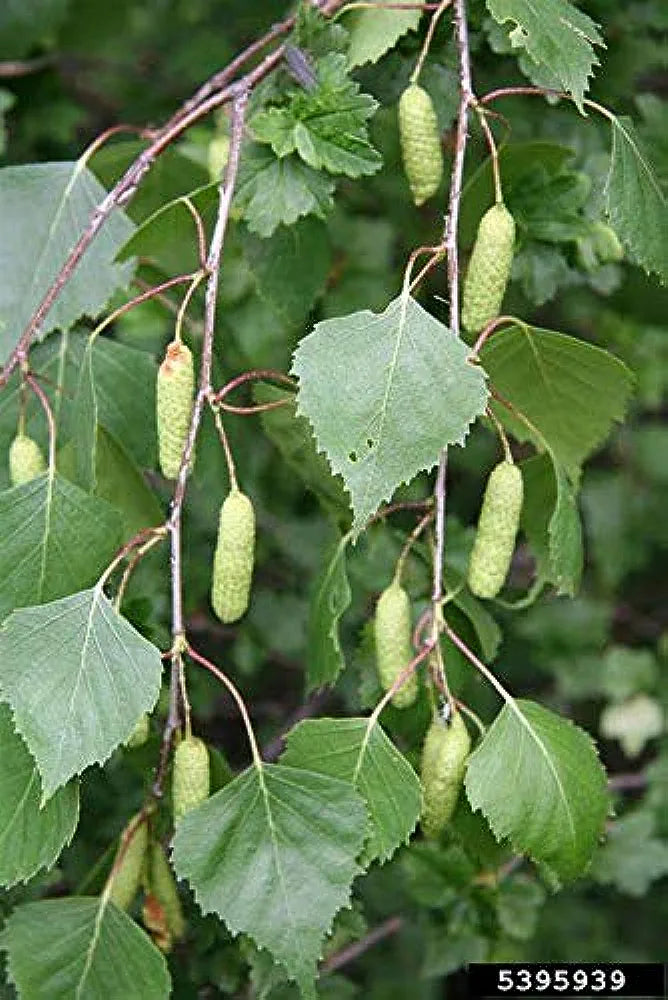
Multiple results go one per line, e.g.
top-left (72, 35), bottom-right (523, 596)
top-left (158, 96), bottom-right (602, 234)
top-left (87, 337), bottom-right (157, 470)
top-left (307, 532), bottom-right (352, 692)
top-left (0, 587), bottom-right (163, 799)
top-left (281, 717), bottom-right (421, 863)
top-left (345, 0), bottom-right (422, 68)
top-left (293, 295), bottom-right (488, 533)
top-left (172, 763), bottom-right (366, 999)
top-left (257, 385), bottom-right (350, 522)
top-left (481, 325), bottom-right (634, 483)
top-left (241, 218), bottom-right (332, 328)
top-left (0, 473), bottom-right (122, 623)
top-left (252, 54), bottom-right (381, 179)
top-left (234, 143), bottom-right (334, 238)
top-left (0, 704), bottom-right (79, 888)
top-left (485, 0), bottom-right (603, 111)
top-left (0, 897), bottom-right (170, 999)
top-left (465, 699), bottom-right (609, 881)
top-left (590, 810), bottom-right (668, 897)
top-left (0, 162), bottom-right (134, 363)
top-left (59, 427), bottom-right (163, 539)
top-left (605, 115), bottom-right (668, 283)
top-left (521, 454), bottom-right (582, 594)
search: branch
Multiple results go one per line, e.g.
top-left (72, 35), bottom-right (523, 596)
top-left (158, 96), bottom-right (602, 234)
top-left (152, 92), bottom-right (249, 799)
top-left (0, 0), bottom-right (348, 391)
top-left (431, 0), bottom-right (474, 631)
top-left (320, 916), bottom-right (404, 974)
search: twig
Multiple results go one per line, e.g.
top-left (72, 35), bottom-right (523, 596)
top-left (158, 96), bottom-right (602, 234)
top-left (429, 0), bottom-right (474, 643)
top-left (608, 772), bottom-right (648, 792)
top-left (411, 0), bottom-right (454, 84)
top-left (367, 498), bottom-right (433, 528)
top-left (394, 508), bottom-right (435, 583)
top-left (471, 314), bottom-right (516, 357)
top-left (320, 916), bottom-right (404, 974)
top-left (187, 645), bottom-right (263, 768)
top-left (0, 56), bottom-right (55, 78)
top-left (150, 92), bottom-right (250, 800)
top-left (24, 373), bottom-right (57, 471)
top-left (0, 1), bottom-right (349, 391)
top-left (212, 368), bottom-right (296, 404)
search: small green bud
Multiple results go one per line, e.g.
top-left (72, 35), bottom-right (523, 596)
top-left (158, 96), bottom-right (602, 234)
top-left (398, 84), bottom-right (444, 206)
top-left (420, 709), bottom-right (471, 838)
top-left (374, 582), bottom-right (418, 709)
top-left (467, 460), bottom-right (523, 600)
top-left (462, 202), bottom-right (516, 334)
top-left (211, 489), bottom-right (256, 624)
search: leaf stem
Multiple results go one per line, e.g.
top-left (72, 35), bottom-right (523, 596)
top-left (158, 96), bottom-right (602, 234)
top-left (187, 644), bottom-right (263, 769)
top-left (410, 0), bottom-right (454, 85)
top-left (394, 508), bottom-right (435, 584)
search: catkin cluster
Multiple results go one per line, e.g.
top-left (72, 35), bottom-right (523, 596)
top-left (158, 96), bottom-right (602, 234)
top-left (211, 489), bottom-right (256, 624)
top-left (468, 460), bottom-right (523, 599)
top-left (172, 735), bottom-right (210, 825)
top-left (398, 84), bottom-right (443, 206)
top-left (374, 581), bottom-right (418, 708)
top-left (462, 202), bottom-right (516, 334)
top-left (156, 340), bottom-right (195, 479)
top-left (420, 709), bottom-right (471, 838)
top-left (9, 433), bottom-right (45, 486)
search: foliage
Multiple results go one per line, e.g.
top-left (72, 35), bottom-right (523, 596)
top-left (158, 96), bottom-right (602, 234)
top-left (0, 0), bottom-right (666, 997)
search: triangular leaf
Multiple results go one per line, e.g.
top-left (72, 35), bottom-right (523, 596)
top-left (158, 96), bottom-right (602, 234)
top-left (0, 898), bottom-right (170, 1000)
top-left (0, 162), bottom-right (134, 362)
top-left (605, 115), bottom-right (668, 283)
top-left (281, 717), bottom-right (421, 864)
top-left (293, 296), bottom-right (488, 533)
top-left (481, 325), bottom-right (633, 483)
top-left (306, 532), bottom-right (352, 692)
top-left (0, 703), bottom-right (79, 888)
top-left (0, 588), bottom-right (163, 799)
top-left (485, 0), bottom-right (603, 111)
top-left (172, 763), bottom-right (366, 998)
top-left (465, 699), bottom-right (609, 881)
top-left (0, 473), bottom-right (122, 623)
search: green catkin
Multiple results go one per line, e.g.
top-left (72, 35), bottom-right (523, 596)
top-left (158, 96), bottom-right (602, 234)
top-left (125, 713), bottom-right (150, 749)
top-left (398, 84), bottom-right (444, 207)
top-left (156, 340), bottom-right (194, 479)
top-left (374, 581), bottom-right (418, 709)
top-left (108, 813), bottom-right (148, 911)
top-left (211, 489), bottom-right (256, 624)
top-left (145, 842), bottom-right (186, 943)
top-left (461, 202), bottom-right (516, 334)
top-left (420, 709), bottom-right (471, 838)
top-left (467, 460), bottom-right (523, 600)
top-left (9, 433), bottom-right (46, 486)
top-left (172, 736), bottom-right (210, 825)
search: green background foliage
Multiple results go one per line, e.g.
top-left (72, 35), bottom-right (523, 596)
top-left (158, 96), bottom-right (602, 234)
top-left (0, 0), bottom-right (666, 997)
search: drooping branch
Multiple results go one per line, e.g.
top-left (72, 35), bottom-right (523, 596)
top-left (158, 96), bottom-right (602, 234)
top-left (0, 0), bottom-right (348, 391)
